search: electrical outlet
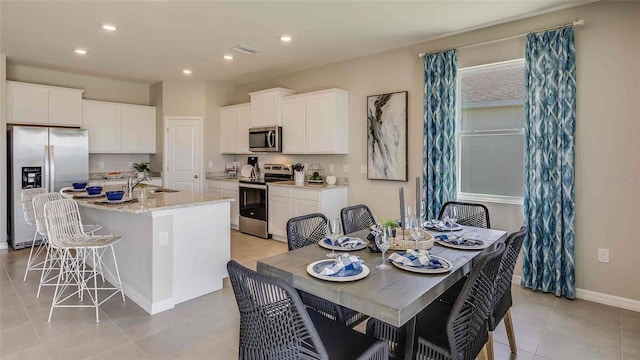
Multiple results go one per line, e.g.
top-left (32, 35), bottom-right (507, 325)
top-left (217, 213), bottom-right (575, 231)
top-left (360, 164), bottom-right (367, 174)
top-left (99, 162), bottom-right (105, 170)
top-left (328, 164), bottom-right (334, 173)
top-left (597, 248), bottom-right (609, 263)
top-left (159, 232), bottom-right (169, 247)
top-left (342, 164), bottom-right (349, 173)
top-left (128, 162), bottom-right (134, 169)
top-left (208, 161), bottom-right (213, 169)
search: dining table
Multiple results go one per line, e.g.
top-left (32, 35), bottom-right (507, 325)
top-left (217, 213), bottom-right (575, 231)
top-left (257, 225), bottom-right (508, 360)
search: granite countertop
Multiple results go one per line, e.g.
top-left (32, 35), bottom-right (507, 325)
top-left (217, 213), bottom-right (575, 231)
top-left (71, 187), bottom-right (234, 214)
top-left (268, 181), bottom-right (348, 189)
top-left (205, 175), bottom-right (245, 182)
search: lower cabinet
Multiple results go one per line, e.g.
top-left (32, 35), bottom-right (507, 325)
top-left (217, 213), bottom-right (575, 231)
top-left (268, 185), bottom-right (348, 240)
top-left (208, 180), bottom-right (239, 229)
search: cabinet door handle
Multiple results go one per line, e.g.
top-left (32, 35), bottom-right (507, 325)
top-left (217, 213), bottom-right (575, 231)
top-left (194, 174), bottom-right (199, 179)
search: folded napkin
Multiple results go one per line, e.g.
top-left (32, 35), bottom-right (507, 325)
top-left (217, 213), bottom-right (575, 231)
top-left (424, 219), bottom-right (459, 231)
top-left (327, 236), bottom-right (366, 248)
top-left (318, 255), bottom-right (363, 276)
top-left (388, 249), bottom-right (447, 269)
top-left (435, 234), bottom-right (484, 246)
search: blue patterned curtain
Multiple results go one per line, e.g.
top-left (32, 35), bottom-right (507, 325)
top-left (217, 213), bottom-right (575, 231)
top-left (521, 27), bottom-right (576, 299)
top-left (423, 50), bottom-right (458, 220)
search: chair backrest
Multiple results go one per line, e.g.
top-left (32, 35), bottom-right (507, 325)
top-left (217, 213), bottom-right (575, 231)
top-left (33, 192), bottom-right (64, 236)
top-left (286, 213), bottom-right (328, 251)
top-left (43, 199), bottom-right (86, 248)
top-left (438, 201), bottom-right (490, 228)
top-left (447, 242), bottom-right (505, 360)
top-left (490, 226), bottom-right (527, 324)
top-left (21, 188), bottom-right (48, 226)
top-left (227, 260), bottom-right (329, 360)
top-left (340, 204), bottom-right (376, 234)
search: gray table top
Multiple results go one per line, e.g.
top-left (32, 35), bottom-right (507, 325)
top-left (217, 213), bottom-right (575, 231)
top-left (257, 226), bottom-right (508, 327)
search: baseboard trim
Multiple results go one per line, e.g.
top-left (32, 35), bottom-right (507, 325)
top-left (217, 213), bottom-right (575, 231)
top-left (0, 242), bottom-right (8, 250)
top-left (512, 275), bottom-right (640, 312)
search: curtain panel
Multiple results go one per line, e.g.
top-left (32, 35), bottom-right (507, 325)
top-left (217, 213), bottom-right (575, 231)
top-left (521, 26), bottom-right (576, 299)
top-left (423, 49), bottom-right (458, 220)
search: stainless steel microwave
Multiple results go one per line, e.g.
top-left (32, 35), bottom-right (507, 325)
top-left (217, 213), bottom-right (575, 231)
top-left (249, 126), bottom-right (282, 152)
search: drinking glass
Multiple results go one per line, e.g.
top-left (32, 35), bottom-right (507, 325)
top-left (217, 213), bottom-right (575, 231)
top-left (447, 206), bottom-right (459, 231)
top-left (409, 217), bottom-right (422, 250)
top-left (376, 227), bottom-right (391, 270)
top-left (326, 218), bottom-right (341, 258)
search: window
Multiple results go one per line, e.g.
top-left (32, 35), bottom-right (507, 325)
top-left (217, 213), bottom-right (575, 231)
top-left (456, 59), bottom-right (525, 205)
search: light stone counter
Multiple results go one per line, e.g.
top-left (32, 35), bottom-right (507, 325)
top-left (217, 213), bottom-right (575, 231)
top-left (268, 180), bottom-right (349, 190)
top-left (205, 175), bottom-right (243, 182)
top-left (74, 190), bottom-right (234, 214)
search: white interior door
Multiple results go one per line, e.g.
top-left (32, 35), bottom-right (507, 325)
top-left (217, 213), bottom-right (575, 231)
top-left (166, 118), bottom-right (202, 192)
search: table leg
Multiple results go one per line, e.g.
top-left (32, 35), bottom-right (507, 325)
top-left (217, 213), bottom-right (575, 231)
top-left (403, 317), bottom-right (417, 360)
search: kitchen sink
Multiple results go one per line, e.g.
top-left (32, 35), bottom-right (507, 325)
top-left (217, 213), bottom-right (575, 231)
top-left (152, 188), bottom-right (179, 193)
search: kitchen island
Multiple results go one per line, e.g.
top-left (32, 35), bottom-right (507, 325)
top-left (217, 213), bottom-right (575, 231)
top-left (73, 190), bottom-right (234, 315)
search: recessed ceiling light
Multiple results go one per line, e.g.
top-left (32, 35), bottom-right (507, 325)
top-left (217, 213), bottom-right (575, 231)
top-left (280, 35), bottom-right (292, 42)
top-left (183, 69), bottom-right (192, 75)
top-left (102, 24), bottom-right (117, 31)
top-left (74, 49), bottom-right (88, 55)
top-left (223, 55), bottom-right (234, 60)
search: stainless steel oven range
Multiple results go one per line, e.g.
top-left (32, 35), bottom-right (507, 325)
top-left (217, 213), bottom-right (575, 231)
top-left (238, 164), bottom-right (293, 238)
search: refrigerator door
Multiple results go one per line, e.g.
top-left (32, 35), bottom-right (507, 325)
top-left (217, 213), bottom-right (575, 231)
top-left (8, 126), bottom-right (49, 249)
top-left (49, 128), bottom-right (89, 192)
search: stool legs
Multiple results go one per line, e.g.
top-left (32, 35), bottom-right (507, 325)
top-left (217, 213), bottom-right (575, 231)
top-left (23, 231), bottom-right (47, 282)
top-left (487, 331), bottom-right (494, 360)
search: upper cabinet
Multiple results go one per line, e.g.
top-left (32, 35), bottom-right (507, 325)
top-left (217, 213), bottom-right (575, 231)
top-left (249, 88), bottom-right (295, 127)
top-left (83, 100), bottom-right (156, 154)
top-left (281, 89), bottom-right (349, 154)
top-left (7, 81), bottom-right (83, 127)
top-left (219, 103), bottom-right (251, 154)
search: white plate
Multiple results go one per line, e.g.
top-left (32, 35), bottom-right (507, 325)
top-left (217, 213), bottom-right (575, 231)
top-left (77, 193), bottom-right (104, 198)
top-left (435, 239), bottom-right (487, 250)
top-left (240, 164), bottom-right (254, 178)
top-left (106, 197), bottom-right (133, 204)
top-left (68, 188), bottom-right (87, 192)
top-left (318, 238), bottom-right (368, 251)
top-left (391, 255), bottom-right (453, 274)
top-left (423, 221), bottom-right (464, 232)
top-left (306, 260), bottom-right (370, 282)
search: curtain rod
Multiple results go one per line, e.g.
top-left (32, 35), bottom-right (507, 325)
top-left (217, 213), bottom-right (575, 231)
top-left (418, 19), bottom-right (584, 58)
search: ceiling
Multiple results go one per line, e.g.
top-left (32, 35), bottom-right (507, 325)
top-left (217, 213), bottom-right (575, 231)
top-left (1, 1), bottom-right (590, 85)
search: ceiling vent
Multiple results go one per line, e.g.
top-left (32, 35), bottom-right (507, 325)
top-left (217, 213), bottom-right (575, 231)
top-left (231, 44), bottom-right (259, 55)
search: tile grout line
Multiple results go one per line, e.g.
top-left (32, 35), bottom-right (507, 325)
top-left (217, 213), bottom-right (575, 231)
top-left (532, 296), bottom-right (559, 357)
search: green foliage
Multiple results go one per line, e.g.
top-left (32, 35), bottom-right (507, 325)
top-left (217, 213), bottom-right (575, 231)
top-left (133, 162), bottom-right (150, 172)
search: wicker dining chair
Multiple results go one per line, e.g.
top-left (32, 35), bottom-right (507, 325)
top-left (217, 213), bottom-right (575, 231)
top-left (341, 204), bottom-right (376, 234)
top-left (227, 260), bottom-right (388, 360)
top-left (286, 213), bottom-right (368, 327)
top-left (438, 201), bottom-right (491, 228)
top-left (21, 188), bottom-right (48, 282)
top-left (367, 242), bottom-right (505, 360)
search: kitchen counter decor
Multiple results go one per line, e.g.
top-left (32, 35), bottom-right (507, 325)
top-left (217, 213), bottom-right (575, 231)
top-left (307, 163), bottom-right (324, 184)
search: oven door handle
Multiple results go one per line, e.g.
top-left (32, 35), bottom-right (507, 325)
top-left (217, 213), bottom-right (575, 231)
top-left (239, 183), bottom-right (267, 190)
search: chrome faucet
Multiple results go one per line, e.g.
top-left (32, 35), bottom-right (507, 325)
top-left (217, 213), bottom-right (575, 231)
top-left (128, 175), bottom-right (151, 196)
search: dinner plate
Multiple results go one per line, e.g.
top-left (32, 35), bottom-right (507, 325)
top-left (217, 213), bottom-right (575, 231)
top-left (306, 260), bottom-right (370, 282)
top-left (67, 188), bottom-right (87, 192)
top-left (76, 193), bottom-right (104, 198)
top-left (435, 239), bottom-right (488, 250)
top-left (423, 221), bottom-right (463, 232)
top-left (240, 164), bottom-right (254, 178)
top-left (318, 238), bottom-right (368, 251)
top-left (390, 255), bottom-right (453, 274)
top-left (106, 197), bottom-right (133, 204)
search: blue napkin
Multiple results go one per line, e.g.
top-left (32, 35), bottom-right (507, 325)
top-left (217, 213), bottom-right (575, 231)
top-left (326, 236), bottom-right (366, 248)
top-left (318, 255), bottom-right (363, 276)
top-left (424, 219), bottom-right (459, 231)
top-left (436, 234), bottom-right (484, 246)
top-left (388, 249), bottom-right (448, 269)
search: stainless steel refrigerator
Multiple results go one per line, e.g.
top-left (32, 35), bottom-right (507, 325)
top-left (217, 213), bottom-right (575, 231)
top-left (7, 126), bottom-right (89, 249)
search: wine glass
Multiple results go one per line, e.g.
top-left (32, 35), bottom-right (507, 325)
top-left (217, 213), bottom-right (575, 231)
top-left (447, 206), bottom-right (458, 232)
top-left (375, 227), bottom-right (391, 270)
top-left (409, 217), bottom-right (422, 250)
top-left (326, 218), bottom-right (341, 258)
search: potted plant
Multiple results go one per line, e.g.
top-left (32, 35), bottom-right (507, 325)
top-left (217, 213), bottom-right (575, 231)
top-left (382, 219), bottom-right (399, 237)
top-left (132, 162), bottom-right (150, 179)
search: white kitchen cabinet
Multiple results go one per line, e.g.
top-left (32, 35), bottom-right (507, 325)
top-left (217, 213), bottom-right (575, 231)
top-left (7, 81), bottom-right (83, 127)
top-left (268, 185), bottom-right (348, 241)
top-left (83, 100), bottom-right (156, 154)
top-left (219, 103), bottom-right (251, 154)
top-left (208, 180), bottom-right (239, 228)
top-left (281, 89), bottom-right (349, 154)
top-left (249, 88), bottom-right (295, 127)
top-left (121, 105), bottom-right (156, 153)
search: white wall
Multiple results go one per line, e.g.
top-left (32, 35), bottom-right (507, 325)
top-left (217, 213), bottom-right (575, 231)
top-left (1, 54), bottom-right (7, 249)
top-left (232, 1), bottom-right (640, 302)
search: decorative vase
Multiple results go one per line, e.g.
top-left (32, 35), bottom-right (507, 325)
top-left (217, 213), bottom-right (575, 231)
top-left (326, 176), bottom-right (337, 185)
top-left (294, 171), bottom-right (305, 185)
top-left (137, 172), bottom-right (145, 179)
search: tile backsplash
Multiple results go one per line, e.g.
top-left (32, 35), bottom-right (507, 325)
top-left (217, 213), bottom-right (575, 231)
top-left (89, 154), bottom-right (152, 173)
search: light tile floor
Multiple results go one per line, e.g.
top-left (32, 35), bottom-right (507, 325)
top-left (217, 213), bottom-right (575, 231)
top-left (0, 230), bottom-right (638, 359)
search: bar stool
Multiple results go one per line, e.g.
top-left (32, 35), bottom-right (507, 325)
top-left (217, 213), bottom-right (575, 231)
top-left (21, 188), bottom-right (48, 281)
top-left (44, 198), bottom-right (125, 322)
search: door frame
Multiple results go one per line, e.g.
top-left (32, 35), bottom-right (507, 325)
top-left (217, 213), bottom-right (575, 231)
top-left (163, 116), bottom-right (204, 193)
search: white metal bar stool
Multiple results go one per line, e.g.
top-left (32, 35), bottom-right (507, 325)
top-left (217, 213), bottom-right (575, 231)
top-left (44, 198), bottom-right (125, 322)
top-left (21, 188), bottom-right (48, 282)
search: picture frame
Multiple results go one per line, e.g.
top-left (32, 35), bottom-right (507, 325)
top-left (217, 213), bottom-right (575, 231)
top-left (225, 161), bottom-right (239, 175)
top-left (367, 91), bottom-right (408, 181)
